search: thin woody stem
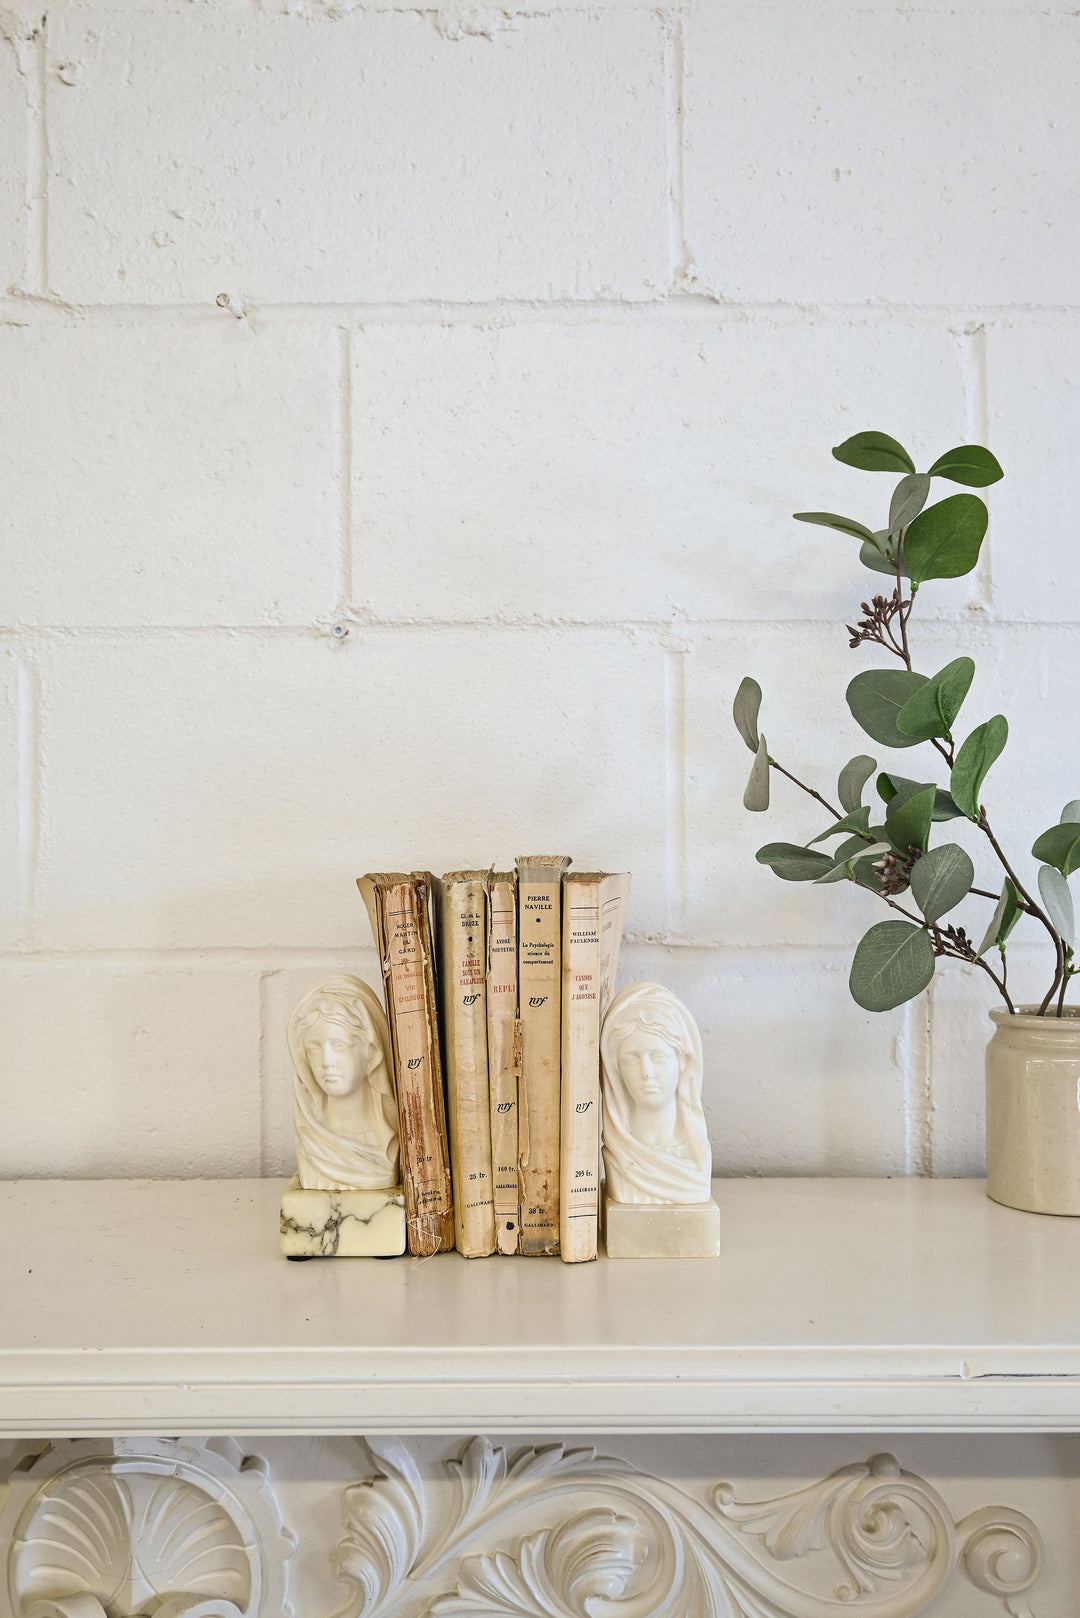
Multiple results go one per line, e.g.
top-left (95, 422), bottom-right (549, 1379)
top-left (769, 760), bottom-right (844, 821)
top-left (894, 549), bottom-right (913, 669)
top-left (852, 884), bottom-right (922, 925)
top-left (977, 810), bottom-right (1065, 1011)
top-left (1057, 961), bottom-right (1072, 1019)
top-left (963, 948), bottom-right (1016, 1014)
top-left (851, 880), bottom-right (1015, 1012)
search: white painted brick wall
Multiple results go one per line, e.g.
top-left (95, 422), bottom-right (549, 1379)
top-left (45, 7), bottom-right (669, 304)
top-left (2, 0), bottom-right (1078, 1181)
top-left (0, 18), bottom-right (28, 293)
top-left (0, 322), bottom-right (340, 625)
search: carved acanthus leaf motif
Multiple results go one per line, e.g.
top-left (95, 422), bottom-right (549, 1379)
top-left (333, 1439), bottom-right (636, 1618)
top-left (329, 1441), bottom-right (1044, 1618)
top-left (431, 1512), bottom-right (650, 1618)
top-left (713, 1451), bottom-right (939, 1598)
top-left (333, 1440), bottom-right (426, 1616)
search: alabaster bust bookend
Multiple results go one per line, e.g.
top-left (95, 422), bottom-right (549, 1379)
top-left (600, 981), bottom-right (720, 1258)
top-left (280, 974), bottom-right (406, 1257)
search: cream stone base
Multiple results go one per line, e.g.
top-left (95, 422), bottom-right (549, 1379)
top-left (280, 1176), bottom-right (406, 1257)
top-left (602, 1193), bottom-right (721, 1257)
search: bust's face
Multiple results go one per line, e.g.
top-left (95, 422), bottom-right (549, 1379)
top-left (616, 1028), bottom-right (680, 1111)
top-left (305, 1015), bottom-right (368, 1098)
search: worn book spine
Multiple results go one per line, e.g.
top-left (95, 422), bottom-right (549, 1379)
top-left (559, 871), bottom-right (632, 1262)
top-left (516, 854), bottom-right (571, 1256)
top-left (357, 872), bottom-right (455, 1257)
top-left (597, 872), bottom-right (632, 1017)
top-left (487, 871), bottom-right (521, 1255)
top-left (435, 871), bottom-right (496, 1258)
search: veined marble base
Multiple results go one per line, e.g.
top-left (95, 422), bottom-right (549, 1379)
top-left (603, 1194), bottom-right (721, 1258)
top-left (280, 1177), bottom-right (406, 1257)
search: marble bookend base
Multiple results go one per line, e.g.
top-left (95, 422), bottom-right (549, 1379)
top-left (603, 1194), bottom-right (721, 1258)
top-left (280, 1177), bottom-right (406, 1257)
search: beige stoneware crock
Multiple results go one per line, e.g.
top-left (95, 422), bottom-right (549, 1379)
top-left (986, 1006), bottom-right (1080, 1215)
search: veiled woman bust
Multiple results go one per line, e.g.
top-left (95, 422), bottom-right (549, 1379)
top-left (600, 981), bottom-right (711, 1205)
top-left (288, 975), bottom-right (400, 1192)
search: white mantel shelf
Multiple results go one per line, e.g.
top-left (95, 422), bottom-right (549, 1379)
top-left (3, 1175), bottom-right (1080, 1438)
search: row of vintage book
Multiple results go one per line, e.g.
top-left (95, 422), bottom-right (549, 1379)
top-left (356, 859), bottom-right (631, 1261)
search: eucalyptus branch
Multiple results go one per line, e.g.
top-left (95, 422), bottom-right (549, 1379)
top-left (768, 760), bottom-right (844, 822)
top-left (978, 807), bottom-right (1068, 1016)
top-left (978, 810), bottom-right (1062, 957)
top-left (738, 429), bottom-right (1075, 1017)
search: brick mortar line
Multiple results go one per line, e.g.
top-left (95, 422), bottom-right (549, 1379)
top-left (5, 296), bottom-right (1080, 327)
top-left (1, 616), bottom-right (1077, 641)
top-left (662, 6), bottom-right (690, 289)
top-left (334, 326), bottom-right (352, 615)
top-left (663, 646), bottom-right (688, 931)
top-left (953, 323), bottom-right (993, 612)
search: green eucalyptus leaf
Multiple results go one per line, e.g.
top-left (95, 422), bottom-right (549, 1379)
top-left (889, 473), bottom-right (932, 535)
top-left (884, 783), bottom-right (936, 857)
top-left (903, 493), bottom-right (989, 585)
top-left (793, 511), bottom-right (877, 542)
top-left (815, 841), bottom-right (893, 885)
top-left (846, 669), bottom-right (928, 749)
top-left (838, 754), bottom-right (877, 815)
top-left (1039, 864), bottom-right (1075, 950)
top-left (931, 788), bottom-right (964, 822)
top-left (1031, 820), bottom-right (1080, 878)
top-left (882, 778), bottom-right (936, 814)
top-left (895, 656), bottom-right (975, 742)
top-left (743, 733), bottom-right (770, 812)
top-left (951, 716), bottom-right (1008, 820)
top-left (877, 772), bottom-right (963, 821)
top-left (858, 529), bottom-right (914, 578)
top-left (815, 858), bottom-right (860, 885)
top-left (849, 833), bottom-right (895, 887)
top-left (977, 878), bottom-right (1023, 958)
top-left (849, 919), bottom-right (936, 1012)
top-left (756, 843), bottom-right (835, 882)
top-left (808, 805), bottom-right (872, 844)
top-left (926, 445), bottom-right (1005, 487)
top-left (837, 833), bottom-right (881, 861)
top-left (833, 431), bottom-right (916, 476)
top-left (733, 676), bottom-right (762, 753)
top-left (1061, 801), bottom-right (1080, 824)
top-left (909, 843), bottom-right (974, 925)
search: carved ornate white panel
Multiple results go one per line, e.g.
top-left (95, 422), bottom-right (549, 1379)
top-left (0, 1436), bottom-right (1059, 1618)
top-left (0, 1439), bottom-right (295, 1618)
top-left (326, 1438), bottom-right (1043, 1618)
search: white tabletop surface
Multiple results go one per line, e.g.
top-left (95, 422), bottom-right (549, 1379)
top-left (2, 1176), bottom-right (1079, 1435)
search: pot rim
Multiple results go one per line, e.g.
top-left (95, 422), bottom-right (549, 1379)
top-left (989, 1004), bottom-right (1080, 1027)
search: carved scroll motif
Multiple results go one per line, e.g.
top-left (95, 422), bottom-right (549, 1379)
top-left (329, 1440), bottom-right (1043, 1618)
top-left (0, 1439), bottom-right (295, 1618)
top-left (0, 1436), bottom-right (1045, 1618)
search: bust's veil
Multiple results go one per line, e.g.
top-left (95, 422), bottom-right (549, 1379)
top-left (288, 975), bottom-right (399, 1191)
top-left (600, 981), bottom-right (711, 1205)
